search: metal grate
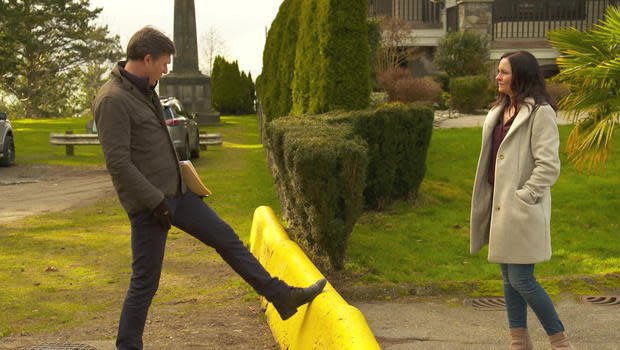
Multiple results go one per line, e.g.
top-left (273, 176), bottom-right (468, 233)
top-left (13, 345), bottom-right (97, 350)
top-left (580, 295), bottom-right (620, 306)
top-left (464, 297), bottom-right (506, 311)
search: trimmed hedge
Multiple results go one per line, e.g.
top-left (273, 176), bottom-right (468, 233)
top-left (264, 104), bottom-right (434, 269)
top-left (449, 75), bottom-right (488, 113)
top-left (352, 103), bottom-right (434, 208)
top-left (266, 114), bottom-right (368, 270)
top-left (259, 0), bottom-right (370, 122)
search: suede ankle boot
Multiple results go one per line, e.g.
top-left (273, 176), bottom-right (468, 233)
top-left (509, 328), bottom-right (533, 350)
top-left (549, 332), bottom-right (573, 349)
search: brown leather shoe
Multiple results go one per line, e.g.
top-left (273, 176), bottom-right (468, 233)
top-left (273, 278), bottom-right (327, 320)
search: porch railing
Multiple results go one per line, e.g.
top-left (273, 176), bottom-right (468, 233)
top-left (368, 0), bottom-right (441, 25)
top-left (492, 0), bottom-right (618, 40)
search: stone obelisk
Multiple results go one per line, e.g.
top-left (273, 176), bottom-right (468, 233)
top-left (159, 0), bottom-right (220, 124)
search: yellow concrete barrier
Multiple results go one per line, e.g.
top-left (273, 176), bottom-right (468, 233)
top-left (249, 206), bottom-right (381, 350)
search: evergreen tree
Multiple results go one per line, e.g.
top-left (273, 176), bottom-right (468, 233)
top-left (0, 0), bottom-right (122, 118)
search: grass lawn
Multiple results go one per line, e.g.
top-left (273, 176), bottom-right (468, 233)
top-left (1, 114), bottom-right (618, 336)
top-left (344, 125), bottom-right (619, 296)
top-left (1, 115), bottom-right (279, 337)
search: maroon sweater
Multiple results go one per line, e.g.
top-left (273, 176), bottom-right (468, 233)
top-left (488, 106), bottom-right (516, 185)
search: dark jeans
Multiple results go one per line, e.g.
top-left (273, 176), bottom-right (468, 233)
top-left (500, 264), bottom-right (565, 336)
top-left (116, 190), bottom-right (291, 350)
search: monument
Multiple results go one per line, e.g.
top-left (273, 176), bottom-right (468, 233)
top-left (159, 0), bottom-right (220, 125)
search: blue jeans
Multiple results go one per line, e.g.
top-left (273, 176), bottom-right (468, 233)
top-left (500, 264), bottom-right (565, 336)
top-left (116, 190), bottom-right (291, 350)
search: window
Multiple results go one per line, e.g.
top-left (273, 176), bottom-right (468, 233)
top-left (494, 0), bottom-right (586, 21)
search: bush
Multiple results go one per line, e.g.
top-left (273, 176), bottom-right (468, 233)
top-left (351, 103), bottom-right (434, 209)
top-left (433, 72), bottom-right (451, 92)
top-left (264, 104), bottom-right (434, 268)
top-left (265, 114), bottom-right (368, 270)
top-left (434, 31), bottom-right (490, 77)
top-left (449, 75), bottom-right (488, 113)
top-left (546, 81), bottom-right (571, 106)
top-left (377, 67), bottom-right (441, 104)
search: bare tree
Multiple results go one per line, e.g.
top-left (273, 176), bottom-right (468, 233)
top-left (199, 26), bottom-right (227, 76)
top-left (375, 16), bottom-right (421, 74)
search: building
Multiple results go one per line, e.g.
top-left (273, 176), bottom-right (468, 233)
top-left (368, 0), bottom-right (618, 77)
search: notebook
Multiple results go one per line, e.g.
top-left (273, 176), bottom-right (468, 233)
top-left (179, 160), bottom-right (212, 197)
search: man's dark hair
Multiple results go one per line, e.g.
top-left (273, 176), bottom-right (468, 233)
top-left (127, 26), bottom-right (176, 61)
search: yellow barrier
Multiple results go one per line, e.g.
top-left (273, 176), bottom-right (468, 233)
top-left (249, 206), bottom-right (381, 350)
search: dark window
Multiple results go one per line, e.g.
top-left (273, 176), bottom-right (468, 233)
top-left (494, 0), bottom-right (586, 21)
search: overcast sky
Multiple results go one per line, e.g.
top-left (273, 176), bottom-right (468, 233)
top-left (89, 0), bottom-right (284, 78)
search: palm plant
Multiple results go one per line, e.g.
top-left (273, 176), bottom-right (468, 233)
top-left (548, 5), bottom-right (620, 170)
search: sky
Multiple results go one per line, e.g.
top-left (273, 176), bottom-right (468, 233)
top-left (89, 0), bottom-right (284, 78)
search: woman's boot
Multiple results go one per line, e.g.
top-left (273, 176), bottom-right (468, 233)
top-left (549, 332), bottom-right (574, 349)
top-left (509, 328), bottom-right (533, 350)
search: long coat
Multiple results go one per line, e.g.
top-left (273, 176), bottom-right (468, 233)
top-left (470, 97), bottom-right (561, 264)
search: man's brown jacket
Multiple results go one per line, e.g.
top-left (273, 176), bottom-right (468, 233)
top-left (93, 64), bottom-right (183, 214)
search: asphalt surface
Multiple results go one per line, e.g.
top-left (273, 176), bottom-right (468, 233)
top-left (354, 296), bottom-right (619, 349)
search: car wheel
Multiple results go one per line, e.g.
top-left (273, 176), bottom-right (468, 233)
top-left (0, 135), bottom-right (15, 167)
top-left (179, 137), bottom-right (190, 161)
top-left (190, 132), bottom-right (200, 159)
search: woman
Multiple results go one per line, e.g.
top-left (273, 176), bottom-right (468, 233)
top-left (470, 51), bottom-right (573, 349)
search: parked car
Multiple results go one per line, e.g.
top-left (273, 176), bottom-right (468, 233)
top-left (160, 97), bottom-right (200, 160)
top-left (0, 111), bottom-right (15, 166)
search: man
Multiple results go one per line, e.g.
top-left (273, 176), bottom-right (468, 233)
top-left (93, 26), bottom-right (326, 350)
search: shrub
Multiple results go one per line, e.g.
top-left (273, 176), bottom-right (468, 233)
top-left (434, 31), bottom-right (490, 77)
top-left (351, 103), bottom-right (434, 208)
top-left (265, 114), bottom-right (368, 270)
top-left (546, 81), bottom-right (571, 106)
top-left (377, 67), bottom-right (441, 104)
top-left (433, 72), bottom-right (451, 92)
top-left (264, 104), bottom-right (434, 269)
top-left (449, 75), bottom-right (488, 113)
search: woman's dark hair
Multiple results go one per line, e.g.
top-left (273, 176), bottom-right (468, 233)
top-left (127, 26), bottom-right (176, 61)
top-left (492, 50), bottom-right (556, 110)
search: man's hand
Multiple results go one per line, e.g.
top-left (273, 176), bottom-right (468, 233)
top-left (153, 200), bottom-right (172, 231)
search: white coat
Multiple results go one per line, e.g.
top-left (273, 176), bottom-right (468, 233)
top-left (470, 97), bottom-right (561, 264)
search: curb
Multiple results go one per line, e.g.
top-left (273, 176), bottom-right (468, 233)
top-left (249, 206), bottom-right (380, 350)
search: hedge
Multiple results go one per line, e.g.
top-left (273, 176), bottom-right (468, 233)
top-left (265, 114), bottom-right (368, 270)
top-left (264, 104), bottom-right (434, 269)
top-left (259, 0), bottom-right (370, 122)
top-left (352, 103), bottom-right (434, 208)
top-left (449, 75), bottom-right (489, 113)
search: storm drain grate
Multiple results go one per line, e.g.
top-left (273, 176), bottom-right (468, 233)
top-left (464, 297), bottom-right (506, 311)
top-left (580, 295), bottom-right (620, 306)
top-left (13, 344), bottom-right (97, 350)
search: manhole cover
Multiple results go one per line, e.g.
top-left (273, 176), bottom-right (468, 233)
top-left (580, 295), bottom-right (620, 306)
top-left (464, 297), bottom-right (506, 310)
top-left (13, 345), bottom-right (97, 350)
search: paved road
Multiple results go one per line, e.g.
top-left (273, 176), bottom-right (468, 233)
top-left (354, 297), bottom-right (619, 349)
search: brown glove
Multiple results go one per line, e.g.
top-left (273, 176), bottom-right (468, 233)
top-left (153, 200), bottom-right (172, 231)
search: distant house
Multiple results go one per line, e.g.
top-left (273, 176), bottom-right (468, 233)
top-left (368, 0), bottom-right (618, 77)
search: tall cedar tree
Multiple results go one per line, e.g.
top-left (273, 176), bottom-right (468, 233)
top-left (212, 56), bottom-right (255, 114)
top-left (0, 0), bottom-right (121, 118)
